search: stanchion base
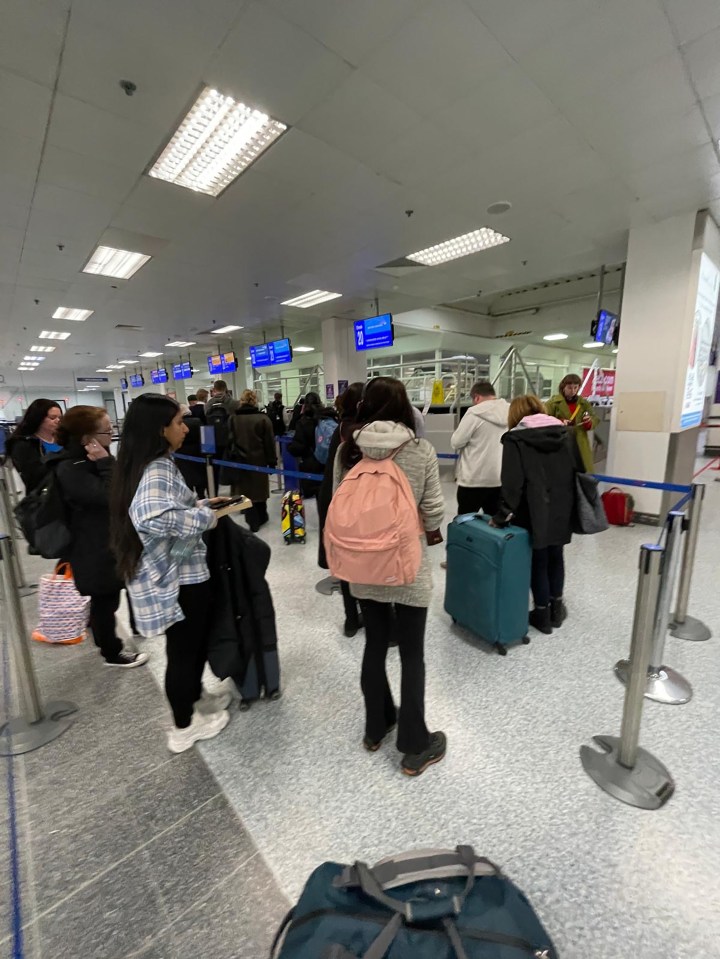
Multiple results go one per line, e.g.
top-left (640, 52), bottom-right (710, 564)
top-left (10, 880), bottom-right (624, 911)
top-left (615, 659), bottom-right (693, 705)
top-left (580, 735), bottom-right (674, 810)
top-left (669, 615), bottom-right (712, 642)
top-left (315, 576), bottom-right (341, 596)
top-left (0, 700), bottom-right (77, 756)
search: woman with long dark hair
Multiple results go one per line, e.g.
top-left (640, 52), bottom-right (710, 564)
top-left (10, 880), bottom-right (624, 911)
top-left (54, 406), bottom-right (147, 668)
top-left (333, 377), bottom-right (447, 777)
top-left (7, 398), bottom-right (63, 491)
top-left (110, 393), bottom-right (246, 753)
top-left (317, 382), bottom-right (364, 636)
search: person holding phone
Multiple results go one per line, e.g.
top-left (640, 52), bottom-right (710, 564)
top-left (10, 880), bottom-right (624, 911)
top-left (545, 374), bottom-right (598, 472)
top-left (53, 406), bottom-right (148, 668)
top-left (110, 393), bottom-right (247, 753)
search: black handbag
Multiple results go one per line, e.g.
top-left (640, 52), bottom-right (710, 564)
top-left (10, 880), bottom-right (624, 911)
top-left (573, 472), bottom-right (609, 535)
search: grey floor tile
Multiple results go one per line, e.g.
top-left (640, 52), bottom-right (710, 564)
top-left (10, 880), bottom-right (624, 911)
top-left (122, 930), bottom-right (179, 958)
top-left (129, 751), bottom-right (221, 843)
top-left (171, 852), bottom-right (290, 959)
top-left (144, 793), bottom-right (257, 925)
top-left (37, 848), bottom-right (167, 959)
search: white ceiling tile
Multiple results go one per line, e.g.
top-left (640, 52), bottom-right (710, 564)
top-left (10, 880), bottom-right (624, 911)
top-left (110, 177), bottom-right (214, 238)
top-left (364, 120), bottom-right (473, 188)
top-left (464, 0), bottom-right (598, 59)
top-left (0, 0), bottom-right (69, 87)
top-left (590, 108), bottom-right (710, 175)
top-left (252, 128), bottom-right (371, 195)
top-left (518, 0), bottom-right (677, 108)
top-left (662, 0), bottom-right (720, 45)
top-left (207, 1), bottom-right (353, 126)
top-left (684, 27), bottom-right (720, 100)
top-left (641, 172), bottom-right (720, 220)
top-left (623, 143), bottom-right (720, 198)
top-left (266, 0), bottom-right (422, 66)
top-left (0, 133), bottom-right (43, 207)
top-left (359, 0), bottom-right (514, 118)
top-left (298, 72), bottom-right (423, 166)
top-left (46, 95), bottom-right (160, 171)
top-left (0, 69), bottom-right (52, 141)
top-left (39, 146), bottom-right (139, 203)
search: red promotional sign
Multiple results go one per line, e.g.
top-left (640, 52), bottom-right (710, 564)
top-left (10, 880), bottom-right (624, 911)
top-left (581, 368), bottom-right (616, 398)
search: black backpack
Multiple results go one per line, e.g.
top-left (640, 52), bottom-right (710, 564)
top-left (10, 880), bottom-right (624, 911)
top-left (206, 403), bottom-right (231, 450)
top-left (14, 465), bottom-right (72, 559)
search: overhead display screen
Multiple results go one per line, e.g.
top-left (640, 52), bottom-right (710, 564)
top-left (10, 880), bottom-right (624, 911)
top-left (354, 313), bottom-right (394, 351)
top-left (207, 351), bottom-right (238, 374)
top-left (172, 361), bottom-right (193, 380)
top-left (249, 338), bottom-right (293, 368)
top-left (592, 309), bottom-right (619, 346)
top-left (150, 368), bottom-right (168, 384)
top-left (120, 377), bottom-right (128, 391)
top-left (130, 373), bottom-right (144, 388)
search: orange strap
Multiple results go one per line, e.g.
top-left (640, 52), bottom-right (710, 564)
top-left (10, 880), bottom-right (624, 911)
top-left (53, 562), bottom-right (73, 581)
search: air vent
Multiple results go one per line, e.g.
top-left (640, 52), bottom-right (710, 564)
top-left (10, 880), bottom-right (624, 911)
top-left (115, 324), bottom-right (144, 331)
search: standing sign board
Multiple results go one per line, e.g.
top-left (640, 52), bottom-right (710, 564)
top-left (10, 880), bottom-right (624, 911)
top-left (680, 252), bottom-right (719, 429)
top-left (581, 368), bottom-right (616, 398)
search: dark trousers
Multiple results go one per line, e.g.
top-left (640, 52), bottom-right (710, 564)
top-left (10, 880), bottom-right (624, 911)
top-left (457, 485), bottom-right (501, 516)
top-left (341, 580), bottom-right (360, 626)
top-left (531, 546), bottom-right (565, 608)
top-left (89, 591), bottom-right (123, 661)
top-left (358, 600), bottom-right (430, 755)
top-left (165, 580), bottom-right (212, 729)
top-left (245, 500), bottom-right (269, 532)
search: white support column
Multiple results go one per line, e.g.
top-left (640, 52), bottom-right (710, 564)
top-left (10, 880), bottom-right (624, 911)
top-left (321, 317), bottom-right (367, 394)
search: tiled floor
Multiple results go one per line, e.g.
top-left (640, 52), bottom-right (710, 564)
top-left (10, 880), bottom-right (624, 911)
top-left (2, 466), bottom-right (720, 958)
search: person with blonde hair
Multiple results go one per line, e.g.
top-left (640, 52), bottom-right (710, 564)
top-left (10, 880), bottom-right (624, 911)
top-left (226, 388), bottom-right (276, 532)
top-left (493, 395), bottom-right (580, 635)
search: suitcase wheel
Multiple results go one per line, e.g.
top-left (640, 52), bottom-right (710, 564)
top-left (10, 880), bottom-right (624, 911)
top-left (496, 644), bottom-right (507, 657)
top-left (522, 636), bottom-right (531, 645)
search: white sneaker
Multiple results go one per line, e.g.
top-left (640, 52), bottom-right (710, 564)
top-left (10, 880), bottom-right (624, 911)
top-left (197, 688), bottom-right (233, 714)
top-left (167, 709), bottom-right (230, 754)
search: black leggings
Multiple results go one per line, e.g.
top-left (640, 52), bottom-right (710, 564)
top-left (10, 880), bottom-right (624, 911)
top-left (358, 600), bottom-right (430, 755)
top-left (165, 580), bottom-right (212, 728)
top-left (341, 580), bottom-right (361, 625)
top-left (89, 591), bottom-right (123, 661)
top-left (531, 546), bottom-right (565, 608)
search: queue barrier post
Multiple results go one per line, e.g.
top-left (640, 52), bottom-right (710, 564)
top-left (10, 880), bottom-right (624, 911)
top-left (580, 544), bottom-right (674, 810)
top-left (614, 511), bottom-right (692, 705)
top-left (670, 483), bottom-right (711, 642)
top-left (0, 535), bottom-right (77, 756)
top-left (0, 470), bottom-right (36, 596)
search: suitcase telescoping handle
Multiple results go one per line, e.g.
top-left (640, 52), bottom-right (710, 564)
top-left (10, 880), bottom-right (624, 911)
top-left (335, 846), bottom-right (499, 922)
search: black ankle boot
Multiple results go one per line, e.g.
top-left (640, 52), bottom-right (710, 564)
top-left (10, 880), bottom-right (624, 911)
top-left (550, 598), bottom-right (567, 629)
top-left (529, 606), bottom-right (552, 635)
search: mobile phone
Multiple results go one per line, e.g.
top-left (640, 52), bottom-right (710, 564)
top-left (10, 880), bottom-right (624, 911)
top-left (210, 495), bottom-right (247, 510)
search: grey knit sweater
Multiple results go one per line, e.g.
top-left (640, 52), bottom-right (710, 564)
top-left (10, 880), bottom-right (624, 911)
top-left (333, 421), bottom-right (445, 607)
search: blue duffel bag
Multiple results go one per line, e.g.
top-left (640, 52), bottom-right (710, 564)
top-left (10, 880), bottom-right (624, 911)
top-left (271, 845), bottom-right (557, 958)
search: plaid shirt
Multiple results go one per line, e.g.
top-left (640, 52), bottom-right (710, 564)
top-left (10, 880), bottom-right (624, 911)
top-left (127, 457), bottom-right (216, 636)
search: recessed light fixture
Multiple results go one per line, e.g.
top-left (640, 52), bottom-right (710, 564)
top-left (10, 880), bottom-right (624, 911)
top-left (148, 86), bottom-right (287, 197)
top-left (166, 340), bottom-right (196, 347)
top-left (39, 330), bottom-right (71, 340)
top-left (53, 307), bottom-right (94, 322)
top-left (117, 359), bottom-right (137, 365)
top-left (407, 227), bottom-right (510, 266)
top-left (281, 290), bottom-right (342, 308)
top-left (583, 341), bottom-right (604, 349)
top-left (96, 369), bottom-right (113, 373)
top-left (212, 325), bottom-right (243, 334)
top-left (486, 201), bottom-right (512, 216)
top-left (139, 351), bottom-right (163, 358)
top-left (82, 245), bottom-right (152, 279)
top-left (293, 346), bottom-right (315, 353)
top-left (18, 366), bottom-right (35, 371)
top-left (612, 348), bottom-right (619, 354)
top-left (23, 355), bottom-right (45, 361)
top-left (30, 345), bottom-right (55, 352)
top-left (107, 364), bottom-right (125, 370)
top-left (543, 333), bottom-right (569, 342)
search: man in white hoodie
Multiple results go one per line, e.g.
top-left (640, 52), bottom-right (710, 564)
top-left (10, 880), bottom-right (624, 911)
top-left (450, 381), bottom-right (510, 515)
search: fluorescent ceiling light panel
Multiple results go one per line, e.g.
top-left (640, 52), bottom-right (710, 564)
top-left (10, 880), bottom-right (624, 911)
top-left (18, 367), bottom-right (35, 371)
top-left (107, 364), bottom-right (125, 370)
top-left (148, 86), bottom-right (287, 198)
top-left (23, 356), bottom-right (45, 361)
top-left (293, 346), bottom-right (315, 353)
top-left (139, 351), bottom-right (163, 357)
top-left (407, 227), bottom-right (510, 266)
top-left (82, 245), bottom-right (152, 279)
top-left (53, 307), bottom-right (94, 321)
top-left (30, 345), bottom-right (55, 352)
top-left (583, 341), bottom-right (604, 349)
top-left (39, 330), bottom-right (71, 340)
top-left (281, 290), bottom-right (342, 308)
top-left (117, 360), bottom-right (137, 365)
top-left (543, 333), bottom-right (568, 342)
top-left (212, 325), bottom-right (242, 334)
top-left (166, 340), bottom-right (196, 347)
top-left (96, 369), bottom-right (113, 373)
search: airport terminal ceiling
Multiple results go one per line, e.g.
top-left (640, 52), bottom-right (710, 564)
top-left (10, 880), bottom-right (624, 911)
top-left (2, 1), bottom-right (720, 383)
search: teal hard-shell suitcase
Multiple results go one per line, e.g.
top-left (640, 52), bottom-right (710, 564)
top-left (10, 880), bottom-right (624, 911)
top-left (444, 514), bottom-right (531, 654)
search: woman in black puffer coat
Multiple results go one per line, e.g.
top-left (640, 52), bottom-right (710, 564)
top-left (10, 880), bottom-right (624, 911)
top-left (288, 391), bottom-right (337, 499)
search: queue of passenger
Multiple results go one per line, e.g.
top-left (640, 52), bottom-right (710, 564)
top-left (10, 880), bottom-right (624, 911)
top-left (7, 375), bottom-right (588, 772)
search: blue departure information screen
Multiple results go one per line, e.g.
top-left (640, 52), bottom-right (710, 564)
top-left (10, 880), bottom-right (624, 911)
top-left (249, 338), bottom-right (293, 368)
top-left (150, 368), bottom-right (168, 384)
top-left (130, 374), bottom-right (144, 388)
top-left (594, 309), bottom-right (618, 345)
top-left (172, 362), bottom-right (193, 380)
top-left (207, 352), bottom-right (237, 374)
top-left (354, 313), bottom-right (394, 351)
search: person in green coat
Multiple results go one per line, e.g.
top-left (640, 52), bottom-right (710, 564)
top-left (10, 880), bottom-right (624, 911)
top-left (545, 374), bottom-right (598, 472)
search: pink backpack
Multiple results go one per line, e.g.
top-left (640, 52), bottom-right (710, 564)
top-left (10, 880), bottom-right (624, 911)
top-left (324, 451), bottom-right (423, 587)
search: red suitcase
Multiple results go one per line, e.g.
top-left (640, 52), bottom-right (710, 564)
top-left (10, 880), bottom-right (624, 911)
top-left (602, 487), bottom-right (634, 525)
